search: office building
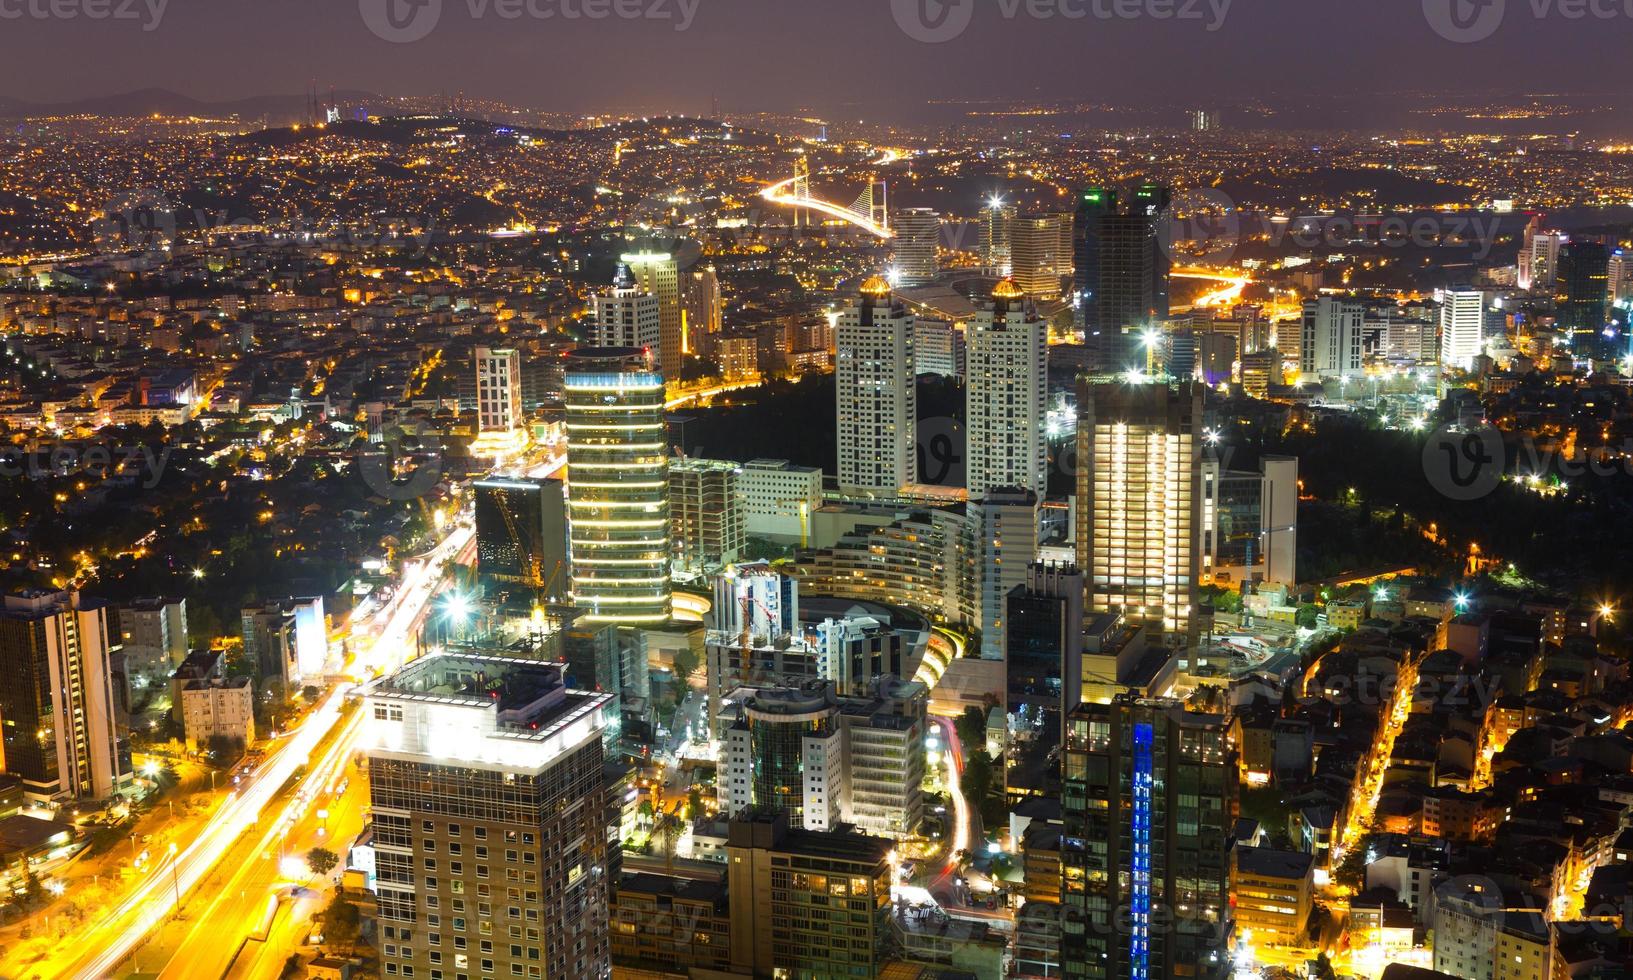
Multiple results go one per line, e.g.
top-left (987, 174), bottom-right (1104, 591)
top-left (914, 317), bottom-right (965, 380)
top-left (1097, 213), bottom-right (1159, 370)
top-left (973, 487), bottom-right (1039, 661)
top-left (669, 457), bottom-right (744, 574)
top-left (564, 347), bottom-right (671, 625)
top-left (474, 477), bottom-right (570, 601)
top-left (979, 197), bottom-right (1017, 275)
top-left (180, 676), bottom-right (255, 752)
top-left (591, 264), bottom-right (661, 354)
top-left (1012, 212), bottom-right (1073, 301)
top-left (116, 596), bottom-right (187, 676)
top-left (363, 653), bottom-right (615, 980)
top-left (1556, 240), bottom-right (1613, 359)
top-left (1005, 561), bottom-right (1085, 722)
top-left (725, 811), bottom-right (894, 978)
top-left (1061, 696), bottom-right (1234, 980)
top-left (1134, 184), bottom-right (1173, 323)
top-left (835, 277), bottom-right (916, 495)
top-left (610, 872), bottom-right (731, 974)
top-left (736, 459), bottom-right (822, 544)
top-left (1076, 382), bottom-right (1202, 646)
top-left (966, 279), bottom-right (1049, 498)
top-left (1199, 455), bottom-right (1298, 590)
top-left (622, 251), bottom-right (683, 377)
top-left (1299, 297), bottom-right (1364, 380)
top-left (1438, 288), bottom-right (1487, 373)
top-left (1239, 349), bottom-right (1283, 399)
top-left (0, 591), bottom-right (130, 802)
top-left (1230, 846), bottom-right (1314, 948)
top-left (1074, 187), bottom-right (1118, 325)
top-left (892, 207), bottom-right (941, 286)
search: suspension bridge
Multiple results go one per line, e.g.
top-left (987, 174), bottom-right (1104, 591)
top-left (759, 152), bottom-right (898, 239)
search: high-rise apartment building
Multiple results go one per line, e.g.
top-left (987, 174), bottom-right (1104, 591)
top-left (116, 596), bottom-right (188, 676)
top-left (1012, 213), bottom-right (1073, 300)
top-left (1061, 695), bottom-right (1234, 980)
top-left (475, 346), bottom-right (523, 435)
top-left (966, 279), bottom-right (1049, 498)
top-left (682, 264), bottom-right (722, 357)
top-left (0, 591), bottom-right (129, 802)
top-left (622, 251), bottom-right (683, 377)
top-left (1299, 297), bottom-right (1365, 379)
top-left (1076, 382), bottom-right (1201, 646)
top-left (565, 347), bottom-right (671, 624)
top-left (474, 477), bottom-right (570, 600)
top-left (835, 277), bottom-right (916, 495)
top-left (1517, 216), bottom-right (1565, 292)
top-left (363, 653), bottom-right (615, 980)
top-left (592, 265), bottom-right (662, 354)
top-left (668, 457), bottom-right (744, 574)
top-left (972, 487), bottom-right (1039, 662)
top-left (891, 207), bottom-right (941, 286)
top-left (1438, 288), bottom-right (1488, 372)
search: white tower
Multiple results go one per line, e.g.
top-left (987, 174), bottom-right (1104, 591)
top-left (836, 276), bottom-right (916, 495)
top-left (966, 278), bottom-right (1049, 498)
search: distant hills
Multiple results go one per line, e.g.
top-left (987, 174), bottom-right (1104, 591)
top-left (0, 87), bottom-right (382, 122)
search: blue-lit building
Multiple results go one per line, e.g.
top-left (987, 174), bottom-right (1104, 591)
top-left (1061, 695), bottom-right (1234, 980)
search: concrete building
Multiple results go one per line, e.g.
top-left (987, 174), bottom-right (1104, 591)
top-left (1300, 297), bottom-right (1364, 380)
top-left (363, 653), bottom-right (615, 980)
top-left (972, 487), bottom-right (1039, 661)
top-left (0, 591), bottom-right (130, 803)
top-left (116, 596), bottom-right (187, 675)
top-left (240, 596), bottom-right (327, 694)
top-left (966, 279), bottom-right (1049, 498)
top-left (610, 872), bottom-right (731, 974)
top-left (474, 345), bottom-right (524, 435)
top-left (1431, 878), bottom-right (1551, 980)
top-left (736, 459), bottom-right (822, 545)
top-left (836, 277), bottom-right (916, 495)
top-left (913, 316), bottom-right (965, 380)
top-left (669, 458), bottom-right (744, 575)
top-left (1012, 212), bottom-right (1073, 301)
top-left (725, 811), bottom-right (894, 979)
top-left (1439, 288), bottom-right (1488, 373)
top-left (892, 207), bottom-right (941, 286)
top-left (180, 676), bottom-right (255, 752)
top-left (1231, 845), bottom-right (1315, 949)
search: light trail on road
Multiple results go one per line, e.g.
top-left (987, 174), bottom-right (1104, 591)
top-left (929, 715), bottom-right (972, 876)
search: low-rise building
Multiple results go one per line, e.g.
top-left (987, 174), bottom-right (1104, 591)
top-left (180, 676), bottom-right (255, 752)
top-left (1231, 845), bottom-right (1315, 948)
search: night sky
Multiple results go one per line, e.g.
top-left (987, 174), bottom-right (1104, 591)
top-left (1, 0), bottom-right (1628, 118)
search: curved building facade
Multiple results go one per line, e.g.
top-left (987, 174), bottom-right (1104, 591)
top-left (565, 347), bottom-right (672, 624)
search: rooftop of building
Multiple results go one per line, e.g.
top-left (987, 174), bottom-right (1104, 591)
top-left (615, 871), bottom-right (728, 908)
top-left (1233, 845), bottom-right (1315, 881)
top-left (364, 651), bottom-right (610, 738)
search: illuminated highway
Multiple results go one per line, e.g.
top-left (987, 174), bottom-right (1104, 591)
top-left (1172, 267), bottom-right (1252, 309)
top-left (52, 516), bottom-right (476, 979)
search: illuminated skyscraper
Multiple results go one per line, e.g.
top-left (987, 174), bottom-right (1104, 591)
top-left (1134, 183), bottom-right (1173, 322)
top-left (1438, 288), bottom-right (1487, 372)
top-left (1518, 216), bottom-right (1565, 292)
top-left (1557, 241), bottom-right (1613, 359)
top-left (966, 279), bottom-right (1049, 498)
top-left (0, 591), bottom-right (129, 803)
top-left (891, 207), bottom-right (941, 286)
top-left (1075, 382), bottom-right (1201, 646)
top-left (835, 277), bottom-right (916, 495)
top-left (1061, 695), bottom-right (1234, 980)
top-left (1073, 187), bottom-right (1117, 326)
top-left (972, 487), bottom-right (1039, 662)
top-left (565, 347), bottom-right (672, 624)
top-left (682, 264), bottom-right (723, 357)
top-left (592, 264), bottom-right (661, 354)
top-left (363, 653), bottom-right (615, 980)
top-left (622, 251), bottom-right (683, 377)
top-left (979, 197), bottom-right (1017, 275)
